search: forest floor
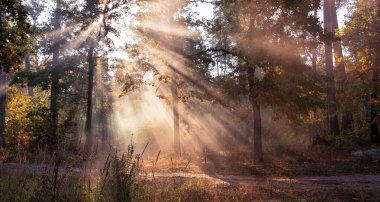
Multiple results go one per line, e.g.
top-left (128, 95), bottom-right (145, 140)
top-left (135, 146), bottom-right (380, 200)
top-left (138, 145), bottom-right (380, 177)
top-left (1, 146), bottom-right (380, 201)
top-left (1, 163), bottom-right (380, 201)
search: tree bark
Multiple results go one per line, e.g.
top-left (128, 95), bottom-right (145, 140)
top-left (370, 0), bottom-right (380, 143)
top-left (0, 12), bottom-right (6, 147)
top-left (330, 0), bottom-right (354, 131)
top-left (247, 65), bottom-right (263, 164)
top-left (0, 73), bottom-right (6, 147)
top-left (238, 58), bottom-right (251, 144)
top-left (324, 0), bottom-right (340, 136)
top-left (100, 95), bottom-right (108, 152)
top-left (24, 53), bottom-right (34, 96)
top-left (311, 51), bottom-right (317, 72)
top-left (245, 9), bottom-right (264, 163)
top-left (330, 0), bottom-right (345, 77)
top-left (252, 97), bottom-right (263, 163)
top-left (50, 0), bottom-right (62, 150)
top-left (371, 67), bottom-right (379, 143)
top-left (311, 9), bottom-right (318, 73)
top-left (171, 68), bottom-right (180, 155)
top-left (85, 44), bottom-right (95, 154)
top-left (242, 95), bottom-right (252, 144)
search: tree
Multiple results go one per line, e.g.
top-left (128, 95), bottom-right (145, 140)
top-left (373, 0), bottom-right (380, 143)
top-left (129, 0), bottom-right (196, 155)
top-left (330, 0), bottom-right (354, 131)
top-left (324, 0), bottom-right (340, 136)
top-left (171, 68), bottom-right (181, 154)
top-left (83, 0), bottom-right (100, 154)
top-left (81, 0), bottom-right (133, 153)
top-left (0, 0), bottom-right (35, 147)
top-left (49, 0), bottom-right (63, 150)
top-left (24, 53), bottom-right (34, 96)
top-left (203, 0), bottom-right (324, 163)
top-left (343, 0), bottom-right (380, 143)
top-left (5, 86), bottom-right (49, 150)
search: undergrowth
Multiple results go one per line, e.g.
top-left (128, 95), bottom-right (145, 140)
top-left (1, 142), bottom-right (379, 201)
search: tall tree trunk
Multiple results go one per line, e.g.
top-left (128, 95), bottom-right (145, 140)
top-left (171, 68), bottom-right (180, 155)
top-left (252, 97), bottom-right (263, 163)
top-left (0, 13), bottom-right (6, 147)
top-left (330, 0), bottom-right (354, 131)
top-left (246, 10), bottom-right (263, 163)
top-left (238, 58), bottom-right (251, 144)
top-left (370, 0), bottom-right (380, 143)
top-left (311, 51), bottom-right (317, 72)
top-left (247, 65), bottom-right (263, 163)
top-left (100, 95), bottom-right (108, 152)
top-left (50, 0), bottom-right (62, 150)
top-left (24, 53), bottom-right (34, 96)
top-left (330, 0), bottom-right (345, 77)
top-left (0, 73), bottom-right (6, 147)
top-left (242, 95), bottom-right (252, 144)
top-left (85, 44), bottom-right (95, 154)
top-left (324, 0), bottom-right (340, 136)
top-left (311, 9), bottom-right (318, 73)
top-left (371, 67), bottom-right (379, 143)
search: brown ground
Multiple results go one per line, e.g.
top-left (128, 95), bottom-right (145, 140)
top-left (139, 145), bottom-right (380, 177)
top-left (1, 145), bottom-right (380, 201)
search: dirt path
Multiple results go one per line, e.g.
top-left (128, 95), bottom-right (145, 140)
top-left (2, 163), bottom-right (380, 191)
top-left (147, 172), bottom-right (380, 190)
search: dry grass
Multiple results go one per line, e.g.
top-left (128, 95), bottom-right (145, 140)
top-left (137, 144), bottom-right (380, 179)
top-left (1, 142), bottom-right (380, 201)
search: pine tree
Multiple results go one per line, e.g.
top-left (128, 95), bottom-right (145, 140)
top-left (324, 0), bottom-right (340, 136)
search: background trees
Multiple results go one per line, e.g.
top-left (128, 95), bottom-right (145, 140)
top-left (199, 0), bottom-right (324, 162)
top-left (342, 0), bottom-right (380, 143)
top-left (0, 0), bottom-right (35, 147)
top-left (0, 0), bottom-right (379, 166)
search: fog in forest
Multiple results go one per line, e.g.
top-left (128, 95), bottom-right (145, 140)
top-left (1, 0), bottom-right (380, 201)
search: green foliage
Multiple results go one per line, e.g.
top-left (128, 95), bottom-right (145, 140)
top-left (11, 68), bottom-right (51, 91)
top-left (207, 0), bottom-right (324, 125)
top-left (26, 95), bottom-right (51, 151)
top-left (343, 1), bottom-right (378, 71)
top-left (0, 0), bottom-right (36, 72)
top-left (339, 1), bottom-right (380, 143)
top-left (335, 126), bottom-right (371, 149)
